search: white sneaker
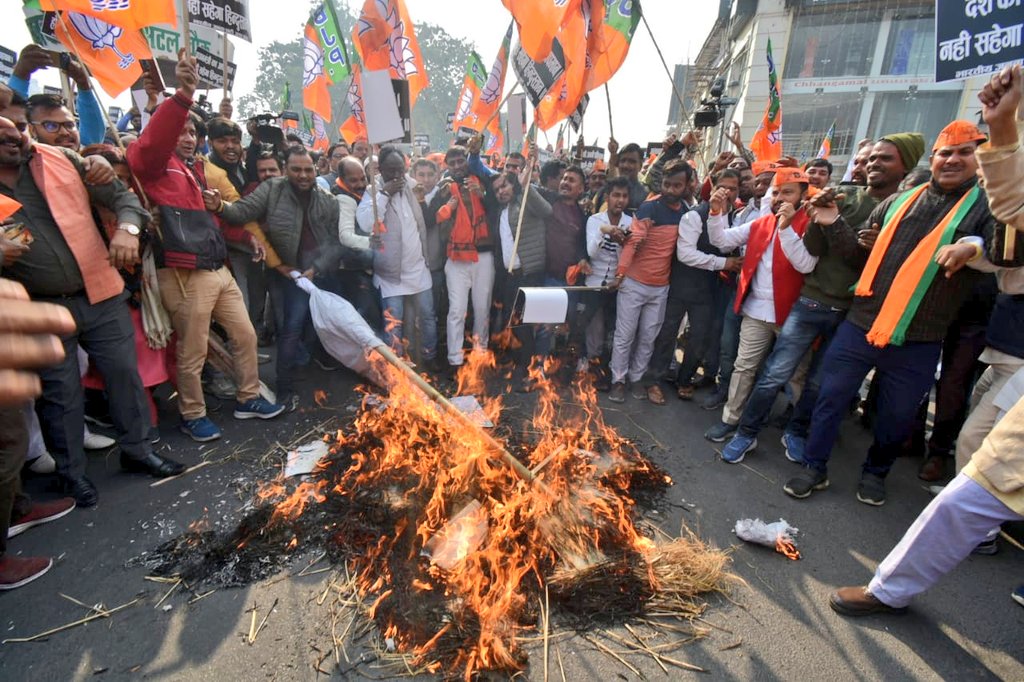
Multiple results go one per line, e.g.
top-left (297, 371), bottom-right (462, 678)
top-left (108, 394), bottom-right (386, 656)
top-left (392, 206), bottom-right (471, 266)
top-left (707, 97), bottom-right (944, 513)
top-left (25, 452), bottom-right (56, 475)
top-left (83, 427), bottom-right (115, 451)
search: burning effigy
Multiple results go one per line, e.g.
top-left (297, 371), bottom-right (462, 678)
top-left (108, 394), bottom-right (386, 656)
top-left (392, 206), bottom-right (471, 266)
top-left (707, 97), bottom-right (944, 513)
top-left (142, 349), bottom-right (736, 679)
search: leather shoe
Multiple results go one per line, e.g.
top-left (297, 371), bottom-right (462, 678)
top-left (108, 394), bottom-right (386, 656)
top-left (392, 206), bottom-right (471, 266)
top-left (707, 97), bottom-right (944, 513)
top-left (829, 586), bottom-right (907, 616)
top-left (58, 476), bottom-right (98, 508)
top-left (917, 454), bottom-right (949, 482)
top-left (120, 452), bottom-right (186, 478)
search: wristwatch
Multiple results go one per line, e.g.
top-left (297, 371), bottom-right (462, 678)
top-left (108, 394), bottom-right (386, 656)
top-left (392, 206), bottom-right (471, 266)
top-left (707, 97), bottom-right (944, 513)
top-left (117, 223), bottom-right (141, 237)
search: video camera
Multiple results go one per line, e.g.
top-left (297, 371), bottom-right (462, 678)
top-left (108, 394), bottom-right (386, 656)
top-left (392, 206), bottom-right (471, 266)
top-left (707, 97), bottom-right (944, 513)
top-left (247, 111), bottom-right (300, 149)
top-left (693, 78), bottom-right (738, 128)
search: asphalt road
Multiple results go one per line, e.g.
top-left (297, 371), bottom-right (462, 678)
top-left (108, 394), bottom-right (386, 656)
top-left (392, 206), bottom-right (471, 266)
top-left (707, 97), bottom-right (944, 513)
top-left (1, 363), bottom-right (1021, 681)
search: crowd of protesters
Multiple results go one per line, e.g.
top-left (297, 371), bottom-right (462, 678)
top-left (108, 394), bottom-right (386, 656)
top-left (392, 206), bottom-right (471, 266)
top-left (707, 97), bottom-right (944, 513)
top-left (0, 47), bottom-right (1020, 620)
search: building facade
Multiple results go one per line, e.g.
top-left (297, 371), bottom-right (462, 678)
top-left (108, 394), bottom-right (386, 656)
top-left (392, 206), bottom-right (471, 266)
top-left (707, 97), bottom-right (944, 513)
top-left (686, 0), bottom-right (990, 169)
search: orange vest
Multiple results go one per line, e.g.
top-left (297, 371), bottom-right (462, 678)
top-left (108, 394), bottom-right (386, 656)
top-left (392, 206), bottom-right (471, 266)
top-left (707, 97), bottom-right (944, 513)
top-left (28, 145), bottom-right (124, 304)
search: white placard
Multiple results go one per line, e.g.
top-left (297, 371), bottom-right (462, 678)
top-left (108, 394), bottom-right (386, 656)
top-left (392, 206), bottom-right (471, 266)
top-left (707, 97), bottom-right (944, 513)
top-left (362, 68), bottom-right (404, 145)
top-left (507, 93), bottom-right (527, 149)
top-left (515, 287), bottom-right (569, 325)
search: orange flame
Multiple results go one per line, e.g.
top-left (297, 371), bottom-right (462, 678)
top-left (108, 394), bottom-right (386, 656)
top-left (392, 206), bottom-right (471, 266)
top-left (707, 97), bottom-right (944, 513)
top-left (313, 389), bottom-right (328, 406)
top-left (775, 535), bottom-right (801, 560)
top-left (265, 349), bottom-right (669, 677)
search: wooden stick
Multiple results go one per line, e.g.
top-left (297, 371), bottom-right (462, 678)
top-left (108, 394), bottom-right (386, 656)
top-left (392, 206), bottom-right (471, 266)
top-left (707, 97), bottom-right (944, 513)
top-left (372, 344), bottom-right (534, 482)
top-left (180, 0), bottom-right (192, 56)
top-left (640, 12), bottom-right (689, 129)
top-left (507, 122), bottom-right (538, 273)
top-left (150, 459), bottom-right (211, 487)
top-left (59, 593), bottom-right (111, 617)
top-left (542, 585), bottom-right (550, 682)
top-left (221, 32), bottom-right (229, 99)
top-left (604, 83), bottom-right (614, 140)
top-left (582, 633), bottom-right (641, 677)
top-left (2, 598), bottom-right (140, 643)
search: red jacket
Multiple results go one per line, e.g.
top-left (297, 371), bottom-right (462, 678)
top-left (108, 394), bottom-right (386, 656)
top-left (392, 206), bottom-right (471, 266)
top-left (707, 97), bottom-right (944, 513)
top-left (735, 211), bottom-right (809, 325)
top-left (127, 91), bottom-right (246, 269)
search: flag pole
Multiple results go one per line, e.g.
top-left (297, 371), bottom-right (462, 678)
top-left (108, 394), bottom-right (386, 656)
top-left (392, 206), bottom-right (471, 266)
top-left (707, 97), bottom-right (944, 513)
top-left (604, 83), bottom-right (614, 141)
top-left (221, 33), bottom-right (229, 100)
top-left (639, 12), bottom-right (689, 130)
top-left (179, 0), bottom-right (191, 56)
top-left (507, 121), bottom-right (537, 274)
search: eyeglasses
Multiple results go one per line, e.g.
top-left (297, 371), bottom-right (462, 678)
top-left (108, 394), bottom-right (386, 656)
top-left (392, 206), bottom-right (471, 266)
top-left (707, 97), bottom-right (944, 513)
top-left (32, 120), bottom-right (77, 134)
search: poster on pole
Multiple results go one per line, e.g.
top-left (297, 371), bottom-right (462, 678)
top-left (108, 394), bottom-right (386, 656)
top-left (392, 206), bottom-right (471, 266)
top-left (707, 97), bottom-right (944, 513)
top-left (507, 93), bottom-right (528, 149)
top-left (935, 0), bottom-right (1023, 82)
top-left (185, 0), bottom-right (252, 42)
top-left (362, 69), bottom-right (404, 144)
top-left (194, 46), bottom-right (237, 91)
top-left (580, 146), bottom-right (606, 173)
top-left (512, 41), bottom-right (566, 108)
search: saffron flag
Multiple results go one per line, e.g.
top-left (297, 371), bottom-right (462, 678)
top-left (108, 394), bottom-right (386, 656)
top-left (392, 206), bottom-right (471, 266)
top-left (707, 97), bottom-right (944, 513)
top-left (312, 2), bottom-right (352, 84)
top-left (303, 21), bottom-right (333, 122)
top-left (584, 0), bottom-right (641, 91)
top-left (353, 0), bottom-right (428, 107)
top-left (452, 52), bottom-right (487, 132)
top-left (485, 117), bottom-right (504, 157)
top-left (534, 3), bottom-right (587, 131)
top-left (0, 195), bottom-right (22, 222)
top-left (816, 120), bottom-right (836, 160)
top-left (54, 11), bottom-right (152, 97)
top-left (501, 0), bottom-right (570, 62)
top-left (40, 0), bottom-right (176, 31)
top-left (310, 111), bottom-right (329, 152)
top-left (339, 66), bottom-right (367, 145)
top-left (750, 38), bottom-right (783, 162)
top-left (474, 23), bottom-right (513, 131)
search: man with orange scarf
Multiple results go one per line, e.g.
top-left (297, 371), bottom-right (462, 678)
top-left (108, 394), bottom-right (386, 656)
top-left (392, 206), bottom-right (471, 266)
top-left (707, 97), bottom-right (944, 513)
top-left (432, 146), bottom-right (494, 371)
top-left (785, 120), bottom-right (1023, 507)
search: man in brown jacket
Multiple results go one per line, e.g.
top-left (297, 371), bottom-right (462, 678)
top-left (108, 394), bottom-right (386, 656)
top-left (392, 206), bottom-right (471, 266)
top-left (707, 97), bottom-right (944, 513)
top-left (829, 64), bottom-right (1024, 616)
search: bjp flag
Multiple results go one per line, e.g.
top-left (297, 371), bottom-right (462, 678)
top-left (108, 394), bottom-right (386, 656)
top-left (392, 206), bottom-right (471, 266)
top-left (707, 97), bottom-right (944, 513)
top-left (54, 11), bottom-right (152, 97)
top-left (816, 120), bottom-right (836, 160)
top-left (339, 66), bottom-right (367, 146)
top-left (501, 0), bottom-right (571, 62)
top-left (473, 23), bottom-right (513, 131)
top-left (584, 0), bottom-right (641, 91)
top-left (40, 0), bottom-right (176, 31)
top-left (353, 0), bottom-right (429, 107)
top-left (452, 52), bottom-right (486, 132)
top-left (534, 4), bottom-right (586, 131)
top-left (303, 21), bottom-right (333, 122)
top-left (310, 112), bottom-right (330, 152)
top-left (750, 38), bottom-right (783, 162)
top-left (485, 117), bottom-right (504, 157)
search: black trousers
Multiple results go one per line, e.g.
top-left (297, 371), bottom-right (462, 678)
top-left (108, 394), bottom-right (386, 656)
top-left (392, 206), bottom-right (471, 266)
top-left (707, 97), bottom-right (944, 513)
top-left (0, 407), bottom-right (30, 557)
top-left (36, 292), bottom-right (152, 480)
top-left (503, 270), bottom-right (545, 378)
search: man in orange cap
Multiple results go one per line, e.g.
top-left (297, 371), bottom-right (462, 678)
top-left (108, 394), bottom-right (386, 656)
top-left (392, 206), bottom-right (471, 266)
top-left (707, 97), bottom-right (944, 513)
top-left (703, 168), bottom-right (817, 444)
top-left (785, 119), bottom-right (1021, 508)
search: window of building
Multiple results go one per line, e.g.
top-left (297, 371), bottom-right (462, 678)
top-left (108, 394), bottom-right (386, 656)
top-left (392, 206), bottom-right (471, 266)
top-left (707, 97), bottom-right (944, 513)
top-left (779, 92), bottom-right (863, 161)
top-left (784, 11), bottom-right (878, 79)
top-left (883, 14), bottom-right (935, 75)
top-left (867, 91), bottom-right (960, 153)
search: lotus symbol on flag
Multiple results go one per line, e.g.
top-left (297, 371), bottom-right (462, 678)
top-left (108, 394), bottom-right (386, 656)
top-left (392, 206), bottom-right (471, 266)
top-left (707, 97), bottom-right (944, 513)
top-left (313, 114), bottom-right (327, 141)
top-left (69, 12), bottom-right (134, 69)
top-left (347, 78), bottom-right (364, 123)
top-left (480, 63), bottom-right (503, 105)
top-left (303, 35), bottom-right (325, 88)
top-left (455, 88), bottom-right (474, 121)
top-left (383, 2), bottom-right (418, 79)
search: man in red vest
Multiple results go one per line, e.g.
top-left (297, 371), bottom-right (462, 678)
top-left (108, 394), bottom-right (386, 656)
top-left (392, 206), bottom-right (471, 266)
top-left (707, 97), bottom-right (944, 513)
top-left (703, 168), bottom-right (817, 444)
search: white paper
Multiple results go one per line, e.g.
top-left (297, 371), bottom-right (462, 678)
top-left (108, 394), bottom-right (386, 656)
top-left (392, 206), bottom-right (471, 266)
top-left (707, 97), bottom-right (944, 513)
top-left (285, 440), bottom-right (330, 478)
top-left (515, 287), bottom-right (569, 324)
top-left (449, 396), bottom-right (494, 428)
top-left (507, 93), bottom-right (527, 149)
top-left (362, 68), bottom-right (404, 145)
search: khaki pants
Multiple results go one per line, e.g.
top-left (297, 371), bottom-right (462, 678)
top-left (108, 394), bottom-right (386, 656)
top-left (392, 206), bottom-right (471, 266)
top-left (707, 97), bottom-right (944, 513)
top-left (157, 267), bottom-right (260, 419)
top-left (955, 359), bottom-right (1024, 472)
top-left (723, 316), bottom-right (810, 425)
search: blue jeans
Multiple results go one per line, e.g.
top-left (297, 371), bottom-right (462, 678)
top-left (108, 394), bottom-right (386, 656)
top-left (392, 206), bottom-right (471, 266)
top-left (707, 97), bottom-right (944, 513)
top-left (270, 274), bottom-right (311, 396)
top-left (737, 297), bottom-right (845, 439)
top-left (382, 288), bottom-right (438, 359)
top-left (716, 284), bottom-right (742, 389)
top-left (803, 321), bottom-right (941, 478)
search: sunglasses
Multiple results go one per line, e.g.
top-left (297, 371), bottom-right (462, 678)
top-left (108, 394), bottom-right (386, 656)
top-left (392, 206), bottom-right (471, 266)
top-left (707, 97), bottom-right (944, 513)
top-left (32, 120), bottom-right (78, 134)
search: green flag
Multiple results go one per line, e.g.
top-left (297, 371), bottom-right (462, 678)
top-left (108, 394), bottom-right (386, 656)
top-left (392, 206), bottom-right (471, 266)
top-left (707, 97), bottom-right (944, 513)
top-left (312, 2), bottom-right (352, 83)
top-left (280, 82), bottom-right (292, 110)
